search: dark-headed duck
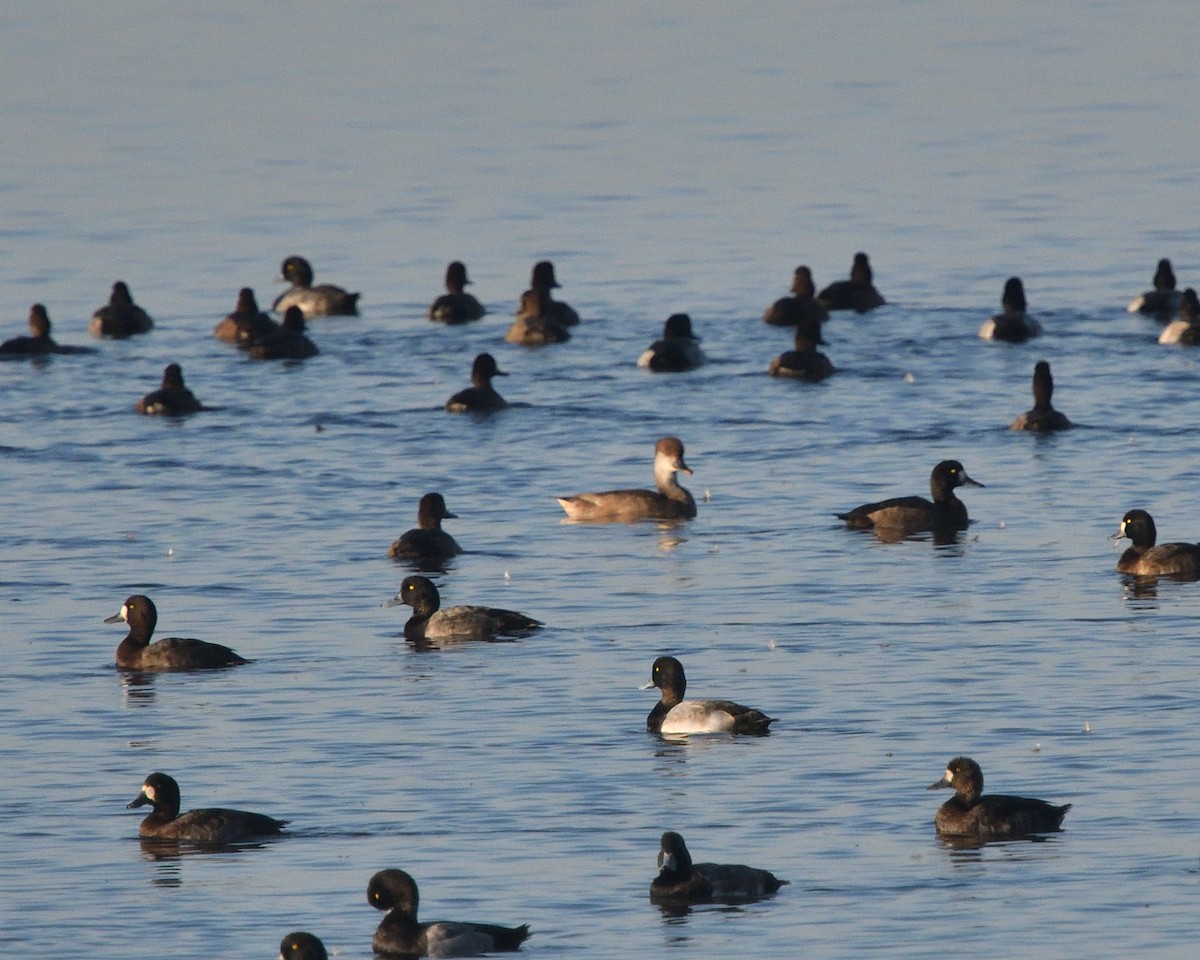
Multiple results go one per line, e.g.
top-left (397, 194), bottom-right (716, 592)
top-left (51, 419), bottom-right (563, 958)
top-left (838, 460), bottom-right (983, 538)
top-left (429, 261), bottom-right (486, 324)
top-left (388, 493), bottom-right (464, 565)
top-left (1010, 361), bottom-right (1071, 431)
top-left (650, 831), bottom-right (786, 904)
top-left (385, 575), bottom-right (541, 643)
top-left (1113, 509), bottom-right (1200, 579)
top-left (637, 313), bottom-right (705, 371)
top-left (643, 656), bottom-right (774, 735)
top-left (928, 757), bottom-right (1070, 841)
top-left (127, 772), bottom-right (287, 843)
top-left (105, 594), bottom-right (249, 670)
top-left (368, 869), bottom-right (530, 957)
top-left (446, 353), bottom-right (508, 412)
top-left (818, 252), bottom-right (886, 312)
top-left (272, 256), bottom-right (360, 317)
top-left (89, 281), bottom-right (154, 338)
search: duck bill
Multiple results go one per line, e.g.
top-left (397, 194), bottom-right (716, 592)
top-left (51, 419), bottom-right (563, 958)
top-left (127, 793), bottom-right (151, 809)
top-left (103, 609), bottom-right (126, 624)
top-left (927, 774), bottom-right (952, 791)
top-left (960, 474), bottom-right (984, 488)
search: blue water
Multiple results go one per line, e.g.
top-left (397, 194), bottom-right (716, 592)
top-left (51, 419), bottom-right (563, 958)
top-left (2, 2), bottom-right (1199, 958)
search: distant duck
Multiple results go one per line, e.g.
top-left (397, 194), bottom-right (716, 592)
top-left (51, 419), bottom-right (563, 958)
top-left (279, 932), bottom-right (327, 960)
top-left (1128, 257), bottom-right (1182, 318)
top-left (505, 288), bottom-right (571, 345)
top-left (979, 277), bottom-right (1042, 342)
top-left (272, 255), bottom-right (360, 317)
top-left (214, 288), bottom-right (278, 345)
top-left (526, 259), bottom-right (580, 325)
top-left (650, 831), bottom-right (786, 904)
top-left (388, 493), bottom-right (464, 564)
top-left (637, 313), bottom-right (705, 371)
top-left (127, 771), bottom-right (288, 843)
top-left (557, 436), bottom-right (696, 522)
top-left (1009, 360), bottom-right (1071, 431)
top-left (248, 305), bottom-right (319, 359)
top-left (763, 265), bottom-right (829, 327)
top-left (1113, 509), bottom-right (1200, 579)
top-left (135, 363), bottom-right (204, 416)
top-left (818, 252), bottom-right (886, 312)
top-left (0, 304), bottom-right (94, 356)
top-left (643, 656), bottom-right (774, 735)
top-left (385, 575), bottom-right (542, 643)
top-left (928, 757), bottom-right (1070, 841)
top-left (446, 353), bottom-right (508, 412)
top-left (768, 315), bottom-right (834, 381)
top-left (1157, 288), bottom-right (1200, 345)
top-left (838, 459), bottom-right (983, 537)
top-left (429, 261), bottom-right (486, 323)
top-left (89, 281), bottom-right (154, 338)
top-left (105, 594), bottom-right (250, 670)
top-left (367, 868), bottom-right (530, 958)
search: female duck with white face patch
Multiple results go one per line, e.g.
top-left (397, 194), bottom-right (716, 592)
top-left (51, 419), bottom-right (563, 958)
top-left (127, 772), bottom-right (288, 843)
top-left (105, 594), bottom-right (250, 670)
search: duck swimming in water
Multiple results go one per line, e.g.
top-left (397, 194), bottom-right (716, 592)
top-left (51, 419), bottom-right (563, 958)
top-left (557, 437), bottom-right (696, 522)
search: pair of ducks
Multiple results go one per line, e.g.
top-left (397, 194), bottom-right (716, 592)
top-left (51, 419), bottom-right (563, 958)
top-left (763, 253), bottom-right (888, 320)
top-left (1, 283), bottom-right (153, 349)
top-left (279, 864), bottom-right (532, 960)
top-left (644, 656), bottom-right (1069, 840)
top-left (214, 287), bottom-right (320, 358)
top-left (1127, 258), bottom-right (1200, 343)
top-left (283, 871), bottom-right (529, 960)
top-left (427, 260), bottom-right (580, 339)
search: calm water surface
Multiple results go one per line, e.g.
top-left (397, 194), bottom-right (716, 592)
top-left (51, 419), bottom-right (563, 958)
top-left (2, 3), bottom-right (1199, 958)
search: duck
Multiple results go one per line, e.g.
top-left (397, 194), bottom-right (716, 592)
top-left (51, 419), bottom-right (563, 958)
top-left (763, 265), bottom-right (829, 327)
top-left (1010, 360), bottom-right (1072, 431)
top-left (213, 288), bottom-right (278, 345)
top-left (557, 436), bottom-right (696, 522)
top-left (505, 288), bottom-right (571, 345)
top-left (388, 493), bottom-right (464, 564)
top-left (838, 459), bottom-right (983, 537)
top-left (1113, 509), bottom-right (1200, 578)
top-left (1157, 288), bottom-right (1200, 344)
top-left (104, 594), bottom-right (250, 670)
top-left (643, 656), bottom-right (774, 735)
top-left (429, 261), bottom-right (486, 323)
top-left (385, 575), bottom-right (542, 643)
top-left (650, 831), bottom-right (786, 904)
top-left (928, 757), bottom-right (1070, 840)
top-left (279, 932), bottom-right (327, 960)
top-left (445, 353), bottom-right (508, 412)
top-left (1128, 258), bottom-right (1182, 318)
top-left (248, 305), bottom-right (319, 360)
top-left (768, 315), bottom-right (834, 381)
top-left (135, 363), bottom-right (204, 416)
top-left (979, 277), bottom-right (1042, 342)
top-left (0, 304), bottom-right (94, 356)
top-left (89, 281), bottom-right (154, 338)
top-left (637, 313), bottom-right (705, 371)
top-left (272, 255), bottom-right (360, 317)
top-left (127, 772), bottom-right (287, 843)
top-left (368, 868), bottom-right (530, 958)
top-left (817, 252), bottom-right (886, 312)
top-left (526, 259), bottom-right (580, 325)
